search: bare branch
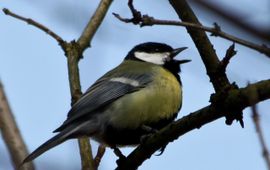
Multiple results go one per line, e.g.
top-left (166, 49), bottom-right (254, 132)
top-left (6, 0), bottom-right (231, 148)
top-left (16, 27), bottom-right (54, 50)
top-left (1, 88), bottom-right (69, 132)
top-left (116, 79), bottom-right (270, 170)
top-left (190, 0), bottom-right (270, 42)
top-left (3, 1), bottom-right (113, 168)
top-left (0, 81), bottom-right (34, 170)
top-left (2, 7), bottom-right (94, 169)
top-left (78, 0), bottom-right (113, 51)
top-left (77, 137), bottom-right (95, 170)
top-left (168, 0), bottom-right (244, 126)
top-left (62, 1), bottom-right (113, 168)
top-left (2, 8), bottom-right (65, 46)
top-left (94, 145), bottom-right (106, 169)
top-left (62, 41), bottom-right (95, 170)
top-left (219, 43), bottom-right (237, 72)
top-left (66, 1), bottom-right (113, 167)
top-left (113, 5), bottom-right (270, 57)
top-left (251, 106), bottom-right (270, 170)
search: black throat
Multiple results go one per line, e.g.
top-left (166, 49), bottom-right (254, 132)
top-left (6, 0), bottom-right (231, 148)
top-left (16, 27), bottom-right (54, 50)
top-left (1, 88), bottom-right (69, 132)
top-left (163, 60), bottom-right (182, 85)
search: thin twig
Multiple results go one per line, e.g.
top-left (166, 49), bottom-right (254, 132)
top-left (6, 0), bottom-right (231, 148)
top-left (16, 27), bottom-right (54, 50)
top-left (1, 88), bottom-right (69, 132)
top-left (190, 0), bottom-right (270, 42)
top-left (78, 0), bottom-right (113, 51)
top-left (251, 105), bottom-right (270, 170)
top-left (64, 41), bottom-right (95, 170)
top-left (2, 8), bottom-right (65, 46)
top-left (113, 8), bottom-right (270, 57)
top-left (219, 43), bottom-right (237, 72)
top-left (94, 145), bottom-right (106, 169)
top-left (77, 137), bottom-right (95, 170)
top-left (0, 81), bottom-right (34, 170)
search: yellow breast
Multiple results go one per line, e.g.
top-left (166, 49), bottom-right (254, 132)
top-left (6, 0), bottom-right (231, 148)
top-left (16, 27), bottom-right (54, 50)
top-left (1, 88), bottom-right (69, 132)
top-left (108, 65), bottom-right (182, 129)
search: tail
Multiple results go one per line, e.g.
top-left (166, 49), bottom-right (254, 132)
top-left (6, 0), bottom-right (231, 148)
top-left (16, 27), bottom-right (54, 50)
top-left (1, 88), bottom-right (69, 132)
top-left (22, 131), bottom-right (68, 165)
top-left (21, 120), bottom-right (94, 165)
top-left (21, 122), bottom-right (84, 165)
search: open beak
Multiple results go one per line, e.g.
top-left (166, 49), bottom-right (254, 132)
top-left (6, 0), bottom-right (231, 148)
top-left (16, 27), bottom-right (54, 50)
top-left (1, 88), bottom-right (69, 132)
top-left (170, 47), bottom-right (191, 64)
top-left (170, 47), bottom-right (188, 58)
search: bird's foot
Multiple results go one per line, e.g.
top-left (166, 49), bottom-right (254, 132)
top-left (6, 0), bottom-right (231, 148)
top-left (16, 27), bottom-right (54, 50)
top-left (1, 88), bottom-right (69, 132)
top-left (141, 125), bottom-right (158, 133)
top-left (155, 144), bottom-right (168, 156)
top-left (139, 125), bottom-right (158, 145)
top-left (140, 125), bottom-right (167, 156)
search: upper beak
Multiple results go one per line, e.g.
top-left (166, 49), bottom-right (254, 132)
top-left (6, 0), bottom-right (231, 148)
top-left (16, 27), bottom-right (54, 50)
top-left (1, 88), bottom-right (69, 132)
top-left (170, 47), bottom-right (191, 64)
top-left (170, 47), bottom-right (188, 58)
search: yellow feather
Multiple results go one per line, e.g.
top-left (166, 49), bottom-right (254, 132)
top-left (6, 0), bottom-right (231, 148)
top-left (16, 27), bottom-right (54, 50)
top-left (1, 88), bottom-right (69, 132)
top-left (108, 62), bottom-right (182, 129)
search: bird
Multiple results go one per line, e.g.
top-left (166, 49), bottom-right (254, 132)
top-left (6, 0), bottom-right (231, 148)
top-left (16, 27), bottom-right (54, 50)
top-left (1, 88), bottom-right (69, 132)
top-left (22, 42), bottom-right (190, 164)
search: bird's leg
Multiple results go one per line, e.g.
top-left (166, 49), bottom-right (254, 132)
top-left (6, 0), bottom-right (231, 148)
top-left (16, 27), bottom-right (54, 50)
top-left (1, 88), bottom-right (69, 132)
top-left (141, 125), bottom-right (158, 133)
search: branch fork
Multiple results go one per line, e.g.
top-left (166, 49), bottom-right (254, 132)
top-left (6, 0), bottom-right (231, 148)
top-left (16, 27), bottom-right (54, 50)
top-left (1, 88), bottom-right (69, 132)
top-left (2, 0), bottom-right (113, 169)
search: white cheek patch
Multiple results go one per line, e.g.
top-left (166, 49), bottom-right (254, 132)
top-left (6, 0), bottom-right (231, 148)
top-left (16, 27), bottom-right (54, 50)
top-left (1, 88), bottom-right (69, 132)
top-left (110, 77), bottom-right (140, 87)
top-left (134, 52), bottom-right (170, 65)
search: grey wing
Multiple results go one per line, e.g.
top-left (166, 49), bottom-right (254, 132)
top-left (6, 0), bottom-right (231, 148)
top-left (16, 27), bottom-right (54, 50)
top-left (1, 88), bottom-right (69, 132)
top-left (54, 73), bottom-right (153, 132)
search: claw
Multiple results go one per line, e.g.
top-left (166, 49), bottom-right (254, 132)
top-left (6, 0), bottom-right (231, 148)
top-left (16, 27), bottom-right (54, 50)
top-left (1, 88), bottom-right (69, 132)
top-left (140, 125), bottom-right (158, 144)
top-left (155, 144), bottom-right (168, 156)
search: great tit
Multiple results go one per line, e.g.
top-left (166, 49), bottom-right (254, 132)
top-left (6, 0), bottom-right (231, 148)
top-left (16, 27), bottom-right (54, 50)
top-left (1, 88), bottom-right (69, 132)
top-left (23, 42), bottom-right (190, 164)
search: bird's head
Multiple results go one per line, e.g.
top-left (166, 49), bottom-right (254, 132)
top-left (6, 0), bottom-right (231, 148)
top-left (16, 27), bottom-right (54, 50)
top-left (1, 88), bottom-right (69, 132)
top-left (125, 42), bottom-right (190, 67)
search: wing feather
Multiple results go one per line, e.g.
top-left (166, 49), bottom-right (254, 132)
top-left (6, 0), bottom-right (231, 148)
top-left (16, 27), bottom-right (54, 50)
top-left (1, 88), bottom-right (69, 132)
top-left (54, 71), bottom-right (153, 132)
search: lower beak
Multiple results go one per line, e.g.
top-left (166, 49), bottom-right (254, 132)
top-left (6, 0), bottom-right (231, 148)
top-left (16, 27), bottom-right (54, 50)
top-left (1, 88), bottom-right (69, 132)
top-left (170, 47), bottom-right (188, 58)
top-left (176, 59), bottom-right (191, 64)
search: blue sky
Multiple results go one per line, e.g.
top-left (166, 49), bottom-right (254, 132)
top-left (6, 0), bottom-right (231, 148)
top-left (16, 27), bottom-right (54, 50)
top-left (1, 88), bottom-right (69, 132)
top-left (0, 0), bottom-right (270, 170)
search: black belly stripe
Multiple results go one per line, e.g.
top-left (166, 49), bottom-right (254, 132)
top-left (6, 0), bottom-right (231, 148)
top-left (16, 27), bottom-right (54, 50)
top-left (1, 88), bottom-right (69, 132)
top-left (103, 112), bottom-right (178, 146)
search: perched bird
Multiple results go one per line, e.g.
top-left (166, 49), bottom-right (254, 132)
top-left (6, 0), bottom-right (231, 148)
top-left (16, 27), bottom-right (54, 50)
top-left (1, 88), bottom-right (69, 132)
top-left (22, 42), bottom-right (190, 164)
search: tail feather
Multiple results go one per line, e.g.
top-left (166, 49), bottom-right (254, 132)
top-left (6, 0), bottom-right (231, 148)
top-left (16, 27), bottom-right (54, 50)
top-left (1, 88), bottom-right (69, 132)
top-left (22, 120), bottom-right (94, 165)
top-left (22, 130), bottom-right (69, 165)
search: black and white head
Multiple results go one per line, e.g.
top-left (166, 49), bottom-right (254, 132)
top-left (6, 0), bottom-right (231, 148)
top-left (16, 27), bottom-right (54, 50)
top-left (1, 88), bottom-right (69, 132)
top-left (125, 42), bottom-right (190, 74)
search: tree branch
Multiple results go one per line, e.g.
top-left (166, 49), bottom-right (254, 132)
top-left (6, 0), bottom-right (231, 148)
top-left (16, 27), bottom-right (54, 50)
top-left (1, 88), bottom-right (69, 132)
top-left (0, 81), bottom-right (34, 170)
top-left (63, 41), bottom-right (96, 169)
top-left (251, 106), bottom-right (270, 170)
top-left (190, 0), bottom-right (270, 42)
top-left (78, 0), bottom-right (113, 51)
top-left (112, 5), bottom-right (270, 58)
top-left (2, 8), bottom-right (65, 47)
top-left (113, 0), bottom-right (270, 169)
top-left (219, 43), bottom-right (237, 72)
top-left (64, 1), bottom-right (113, 169)
top-left (116, 79), bottom-right (270, 170)
top-left (94, 145), bottom-right (106, 169)
top-left (168, 0), bottom-right (244, 126)
top-left (3, 0), bottom-right (113, 169)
